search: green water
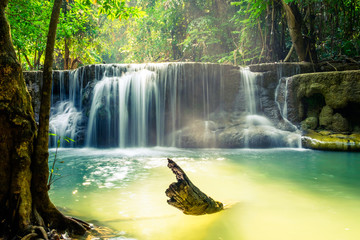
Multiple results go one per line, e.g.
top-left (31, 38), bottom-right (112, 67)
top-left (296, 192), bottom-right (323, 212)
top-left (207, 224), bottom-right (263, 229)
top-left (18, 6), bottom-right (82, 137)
top-left (49, 148), bottom-right (360, 240)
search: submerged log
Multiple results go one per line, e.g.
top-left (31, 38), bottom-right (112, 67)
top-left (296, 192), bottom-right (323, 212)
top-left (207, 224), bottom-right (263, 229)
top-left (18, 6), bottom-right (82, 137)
top-left (165, 158), bottom-right (224, 215)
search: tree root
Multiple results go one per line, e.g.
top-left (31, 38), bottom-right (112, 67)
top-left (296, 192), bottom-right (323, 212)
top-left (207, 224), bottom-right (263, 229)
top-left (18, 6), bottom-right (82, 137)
top-left (165, 158), bottom-right (224, 215)
top-left (20, 232), bottom-right (37, 240)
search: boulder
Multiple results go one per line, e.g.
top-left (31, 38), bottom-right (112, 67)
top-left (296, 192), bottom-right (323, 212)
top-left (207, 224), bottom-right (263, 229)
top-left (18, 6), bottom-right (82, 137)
top-left (301, 117), bottom-right (318, 130)
top-left (319, 105), bottom-right (333, 127)
top-left (331, 113), bottom-right (349, 132)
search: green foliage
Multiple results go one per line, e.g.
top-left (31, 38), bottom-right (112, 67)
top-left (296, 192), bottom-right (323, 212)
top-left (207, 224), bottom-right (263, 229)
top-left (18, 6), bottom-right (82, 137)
top-left (7, 0), bottom-right (52, 69)
top-left (181, 16), bottom-right (222, 61)
top-left (7, 0), bottom-right (360, 67)
top-left (7, 0), bottom-right (143, 69)
top-left (119, 0), bottom-right (238, 63)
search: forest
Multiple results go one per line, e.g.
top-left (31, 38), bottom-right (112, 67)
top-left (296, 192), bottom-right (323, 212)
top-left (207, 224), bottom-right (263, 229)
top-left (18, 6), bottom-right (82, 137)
top-left (7, 0), bottom-right (360, 70)
top-left (1, 0), bottom-right (360, 240)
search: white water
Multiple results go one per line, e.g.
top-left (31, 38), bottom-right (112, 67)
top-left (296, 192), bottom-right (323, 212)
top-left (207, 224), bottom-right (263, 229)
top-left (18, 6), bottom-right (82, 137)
top-left (240, 67), bottom-right (300, 148)
top-left (49, 101), bottom-right (82, 147)
top-left (50, 63), bottom-right (224, 148)
top-left (241, 67), bottom-right (257, 115)
top-left (49, 70), bottom-right (84, 147)
top-left (274, 65), bottom-right (302, 146)
top-left (86, 68), bottom-right (158, 147)
top-left (49, 63), bottom-right (301, 148)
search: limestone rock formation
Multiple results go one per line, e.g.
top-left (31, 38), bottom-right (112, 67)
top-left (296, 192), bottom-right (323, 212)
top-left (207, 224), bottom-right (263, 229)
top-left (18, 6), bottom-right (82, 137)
top-left (288, 70), bottom-right (360, 132)
top-left (302, 130), bottom-right (360, 151)
top-left (319, 105), bottom-right (333, 127)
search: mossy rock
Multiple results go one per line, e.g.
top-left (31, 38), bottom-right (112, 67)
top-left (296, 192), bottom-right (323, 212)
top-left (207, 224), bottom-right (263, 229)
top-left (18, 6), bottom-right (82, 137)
top-left (331, 113), bottom-right (349, 132)
top-left (301, 117), bottom-right (318, 130)
top-left (302, 130), bottom-right (360, 151)
top-left (319, 105), bottom-right (333, 127)
top-left (293, 70), bottom-right (360, 109)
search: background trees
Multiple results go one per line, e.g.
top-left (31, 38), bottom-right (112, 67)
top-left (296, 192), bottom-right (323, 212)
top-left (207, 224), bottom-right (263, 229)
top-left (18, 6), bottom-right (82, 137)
top-left (115, 0), bottom-right (360, 64)
top-left (7, 0), bottom-right (360, 68)
top-left (7, 0), bottom-right (359, 68)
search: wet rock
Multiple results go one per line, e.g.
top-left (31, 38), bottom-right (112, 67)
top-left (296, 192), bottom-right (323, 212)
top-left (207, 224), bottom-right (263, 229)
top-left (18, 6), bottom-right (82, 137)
top-left (319, 105), bottom-right (333, 127)
top-left (301, 117), bottom-right (318, 130)
top-left (331, 113), bottom-right (349, 132)
top-left (248, 62), bottom-right (314, 74)
top-left (302, 130), bottom-right (360, 151)
top-left (176, 120), bottom-right (217, 148)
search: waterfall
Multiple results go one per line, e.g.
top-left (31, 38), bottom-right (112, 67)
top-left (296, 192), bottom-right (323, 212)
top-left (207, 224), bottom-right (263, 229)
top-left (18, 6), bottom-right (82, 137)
top-left (274, 64), bottom-right (302, 147)
top-left (241, 67), bottom-right (257, 115)
top-left (46, 62), bottom-right (302, 148)
top-left (240, 67), bottom-right (301, 148)
top-left (85, 67), bottom-right (159, 147)
top-left (48, 63), bottom-right (223, 148)
top-left (49, 70), bottom-right (83, 147)
top-left (49, 101), bottom-right (82, 147)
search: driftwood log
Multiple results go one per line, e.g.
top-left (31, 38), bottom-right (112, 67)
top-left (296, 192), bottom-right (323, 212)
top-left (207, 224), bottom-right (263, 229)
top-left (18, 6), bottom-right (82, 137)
top-left (165, 158), bottom-right (224, 215)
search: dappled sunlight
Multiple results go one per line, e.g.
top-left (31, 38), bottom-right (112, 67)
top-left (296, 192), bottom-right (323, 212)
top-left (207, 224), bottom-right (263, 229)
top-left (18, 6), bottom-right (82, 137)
top-left (49, 148), bottom-right (360, 240)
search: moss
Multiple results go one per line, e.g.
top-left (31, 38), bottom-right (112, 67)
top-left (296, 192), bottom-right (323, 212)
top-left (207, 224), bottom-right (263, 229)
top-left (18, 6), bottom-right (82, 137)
top-left (319, 105), bottom-right (333, 127)
top-left (302, 130), bottom-right (360, 151)
top-left (294, 71), bottom-right (360, 109)
top-left (301, 117), bottom-right (318, 130)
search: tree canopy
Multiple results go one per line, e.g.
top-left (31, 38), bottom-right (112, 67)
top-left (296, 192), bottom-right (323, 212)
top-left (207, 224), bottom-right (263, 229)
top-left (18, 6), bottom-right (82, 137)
top-left (6, 0), bottom-right (360, 69)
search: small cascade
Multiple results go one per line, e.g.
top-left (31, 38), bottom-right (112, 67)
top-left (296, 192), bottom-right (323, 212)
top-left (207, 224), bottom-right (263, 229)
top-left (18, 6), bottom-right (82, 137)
top-left (274, 65), bottom-right (302, 147)
top-left (274, 64), bottom-right (300, 125)
top-left (241, 67), bottom-right (257, 115)
top-left (49, 101), bottom-right (82, 147)
top-left (49, 69), bottom-right (84, 147)
top-left (240, 67), bottom-right (301, 148)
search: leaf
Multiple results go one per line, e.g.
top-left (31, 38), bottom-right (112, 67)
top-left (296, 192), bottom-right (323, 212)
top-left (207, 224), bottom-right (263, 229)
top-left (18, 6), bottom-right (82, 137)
top-left (49, 133), bottom-right (57, 136)
top-left (64, 137), bottom-right (75, 142)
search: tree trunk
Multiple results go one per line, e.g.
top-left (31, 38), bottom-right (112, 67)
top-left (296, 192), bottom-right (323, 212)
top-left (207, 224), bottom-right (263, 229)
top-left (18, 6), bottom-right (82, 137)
top-left (64, 38), bottom-right (70, 70)
top-left (281, 0), bottom-right (307, 62)
top-left (23, 53), bottom-right (34, 70)
top-left (0, 0), bottom-right (36, 234)
top-left (0, 0), bottom-right (88, 237)
top-left (308, 3), bottom-right (317, 63)
top-left (165, 159), bottom-right (224, 215)
top-left (32, 0), bottom-right (87, 234)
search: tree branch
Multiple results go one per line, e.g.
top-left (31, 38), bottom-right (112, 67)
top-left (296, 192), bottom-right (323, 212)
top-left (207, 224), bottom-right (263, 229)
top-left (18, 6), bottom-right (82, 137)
top-left (165, 158), bottom-right (223, 215)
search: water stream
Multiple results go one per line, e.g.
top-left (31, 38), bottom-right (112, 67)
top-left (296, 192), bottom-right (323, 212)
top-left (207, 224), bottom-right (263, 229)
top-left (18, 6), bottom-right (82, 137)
top-left (45, 63), bottom-right (360, 239)
top-left (49, 63), bottom-right (226, 148)
top-left (49, 148), bottom-right (360, 240)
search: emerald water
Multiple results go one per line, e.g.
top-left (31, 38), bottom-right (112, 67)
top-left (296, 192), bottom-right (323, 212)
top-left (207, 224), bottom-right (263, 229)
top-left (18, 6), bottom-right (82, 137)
top-left (49, 148), bottom-right (360, 240)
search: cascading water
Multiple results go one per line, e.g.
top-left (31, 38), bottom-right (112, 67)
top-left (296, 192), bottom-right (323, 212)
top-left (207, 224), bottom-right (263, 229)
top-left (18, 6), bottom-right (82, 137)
top-left (274, 65), bottom-right (302, 147)
top-left (49, 63), bottom-right (224, 148)
top-left (49, 101), bottom-right (82, 147)
top-left (85, 68), bottom-right (159, 147)
top-left (274, 65), bottom-right (300, 128)
top-left (49, 70), bottom-right (83, 147)
top-left (240, 67), bottom-right (301, 148)
top-left (47, 62), bottom-right (303, 148)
